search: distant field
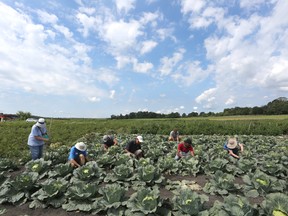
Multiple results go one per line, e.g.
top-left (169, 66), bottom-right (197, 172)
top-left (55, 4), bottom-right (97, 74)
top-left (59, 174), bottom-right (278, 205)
top-left (0, 115), bottom-right (288, 159)
top-left (196, 115), bottom-right (288, 120)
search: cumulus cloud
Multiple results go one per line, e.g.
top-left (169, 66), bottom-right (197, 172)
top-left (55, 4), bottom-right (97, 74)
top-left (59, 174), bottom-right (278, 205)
top-left (140, 40), bottom-right (158, 55)
top-left (191, 0), bottom-right (288, 110)
top-left (158, 48), bottom-right (185, 76)
top-left (115, 0), bottom-right (135, 14)
top-left (0, 2), bottom-right (106, 100)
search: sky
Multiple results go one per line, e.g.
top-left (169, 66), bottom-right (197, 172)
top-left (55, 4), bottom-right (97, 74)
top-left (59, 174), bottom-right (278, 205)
top-left (0, 0), bottom-right (287, 118)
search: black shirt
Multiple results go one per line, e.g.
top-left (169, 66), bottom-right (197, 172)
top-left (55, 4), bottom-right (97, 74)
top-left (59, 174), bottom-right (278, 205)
top-left (125, 140), bottom-right (141, 153)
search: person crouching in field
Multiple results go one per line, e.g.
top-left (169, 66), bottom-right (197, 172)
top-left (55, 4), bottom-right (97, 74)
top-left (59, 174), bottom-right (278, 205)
top-left (102, 134), bottom-right (118, 151)
top-left (175, 138), bottom-right (195, 160)
top-left (124, 135), bottom-right (144, 159)
top-left (168, 128), bottom-right (180, 142)
top-left (68, 142), bottom-right (89, 168)
top-left (223, 137), bottom-right (244, 159)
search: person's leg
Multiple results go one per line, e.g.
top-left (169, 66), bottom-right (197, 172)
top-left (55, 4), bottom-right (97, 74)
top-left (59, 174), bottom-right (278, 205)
top-left (134, 149), bottom-right (143, 159)
top-left (29, 146), bottom-right (40, 160)
top-left (79, 154), bottom-right (86, 165)
top-left (182, 152), bottom-right (189, 157)
top-left (38, 145), bottom-right (44, 159)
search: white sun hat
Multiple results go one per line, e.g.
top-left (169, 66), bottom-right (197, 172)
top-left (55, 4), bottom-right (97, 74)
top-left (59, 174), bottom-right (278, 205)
top-left (36, 118), bottom-right (46, 128)
top-left (227, 137), bottom-right (238, 149)
top-left (136, 135), bottom-right (143, 143)
top-left (75, 142), bottom-right (87, 151)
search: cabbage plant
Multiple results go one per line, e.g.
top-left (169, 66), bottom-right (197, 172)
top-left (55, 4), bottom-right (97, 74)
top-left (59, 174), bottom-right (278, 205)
top-left (29, 178), bottom-right (68, 208)
top-left (104, 164), bottom-right (135, 183)
top-left (172, 189), bottom-right (208, 216)
top-left (62, 182), bottom-right (99, 212)
top-left (157, 155), bottom-right (177, 174)
top-left (94, 183), bottom-right (128, 213)
top-left (203, 170), bottom-right (241, 195)
top-left (70, 161), bottom-right (103, 184)
top-left (242, 169), bottom-right (286, 197)
top-left (203, 158), bottom-right (229, 174)
top-left (48, 163), bottom-right (73, 179)
top-left (178, 157), bottom-right (200, 176)
top-left (137, 164), bottom-right (164, 185)
top-left (0, 172), bottom-right (39, 205)
top-left (261, 193), bottom-right (288, 216)
top-left (208, 194), bottom-right (258, 216)
top-left (25, 158), bottom-right (51, 179)
top-left (0, 158), bottom-right (18, 171)
top-left (126, 187), bottom-right (162, 215)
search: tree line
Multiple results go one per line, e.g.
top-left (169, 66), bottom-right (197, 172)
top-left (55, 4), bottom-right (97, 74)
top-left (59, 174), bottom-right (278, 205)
top-left (111, 97), bottom-right (288, 119)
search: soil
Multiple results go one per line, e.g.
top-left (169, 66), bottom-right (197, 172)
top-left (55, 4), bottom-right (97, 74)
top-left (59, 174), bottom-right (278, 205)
top-left (0, 170), bottom-right (264, 216)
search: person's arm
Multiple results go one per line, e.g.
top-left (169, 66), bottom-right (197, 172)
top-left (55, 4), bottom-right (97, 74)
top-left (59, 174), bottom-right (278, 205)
top-left (176, 144), bottom-right (182, 158)
top-left (113, 138), bottom-right (118, 145)
top-left (34, 136), bottom-right (49, 142)
top-left (228, 150), bottom-right (240, 159)
top-left (103, 144), bottom-right (109, 151)
top-left (69, 159), bottom-right (81, 168)
top-left (239, 143), bottom-right (244, 152)
top-left (190, 147), bottom-right (195, 156)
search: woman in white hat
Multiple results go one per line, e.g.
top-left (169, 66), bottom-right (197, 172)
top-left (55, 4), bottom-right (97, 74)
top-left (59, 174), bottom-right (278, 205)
top-left (68, 142), bottom-right (89, 168)
top-left (27, 118), bottom-right (49, 160)
top-left (223, 137), bottom-right (244, 159)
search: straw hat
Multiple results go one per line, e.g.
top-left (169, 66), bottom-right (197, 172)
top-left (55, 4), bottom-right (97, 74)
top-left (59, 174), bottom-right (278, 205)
top-left (75, 142), bottom-right (87, 151)
top-left (227, 138), bottom-right (237, 149)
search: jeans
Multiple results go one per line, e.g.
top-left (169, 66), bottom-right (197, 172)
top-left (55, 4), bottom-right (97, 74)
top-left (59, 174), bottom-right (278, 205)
top-left (175, 151), bottom-right (190, 160)
top-left (29, 145), bottom-right (44, 160)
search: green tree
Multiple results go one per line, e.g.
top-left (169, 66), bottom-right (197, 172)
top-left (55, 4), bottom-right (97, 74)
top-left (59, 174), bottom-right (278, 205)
top-left (16, 111), bottom-right (32, 120)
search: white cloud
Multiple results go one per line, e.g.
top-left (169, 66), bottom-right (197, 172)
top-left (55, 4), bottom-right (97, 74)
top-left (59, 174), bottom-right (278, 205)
top-left (110, 90), bottom-right (116, 99)
top-left (115, 0), bottom-right (135, 14)
top-left (132, 59), bottom-right (153, 73)
top-left (97, 68), bottom-right (120, 86)
top-left (171, 61), bottom-right (211, 86)
top-left (158, 48), bottom-right (185, 76)
top-left (194, 0), bottom-right (288, 110)
top-left (0, 2), bottom-right (106, 100)
top-left (100, 19), bottom-right (143, 53)
top-left (180, 0), bottom-right (206, 14)
top-left (156, 28), bottom-right (176, 41)
top-left (37, 10), bottom-right (58, 24)
top-left (239, 0), bottom-right (267, 9)
top-left (195, 88), bottom-right (216, 104)
top-left (140, 40), bottom-right (157, 55)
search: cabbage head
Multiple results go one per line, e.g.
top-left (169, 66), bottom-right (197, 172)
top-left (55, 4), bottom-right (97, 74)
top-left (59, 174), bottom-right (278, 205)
top-left (261, 193), bottom-right (288, 216)
top-left (126, 187), bottom-right (161, 214)
top-left (172, 189), bottom-right (208, 215)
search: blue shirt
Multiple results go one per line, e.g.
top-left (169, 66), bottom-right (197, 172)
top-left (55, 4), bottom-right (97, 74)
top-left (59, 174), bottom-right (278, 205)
top-left (68, 146), bottom-right (87, 160)
top-left (27, 125), bottom-right (47, 146)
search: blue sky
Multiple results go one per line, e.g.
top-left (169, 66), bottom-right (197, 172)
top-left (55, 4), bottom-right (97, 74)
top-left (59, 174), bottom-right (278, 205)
top-left (0, 0), bottom-right (287, 118)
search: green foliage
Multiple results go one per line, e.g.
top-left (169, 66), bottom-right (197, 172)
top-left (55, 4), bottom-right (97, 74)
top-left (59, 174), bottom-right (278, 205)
top-left (203, 170), bottom-right (241, 195)
top-left (0, 172), bottom-right (39, 205)
top-left (261, 193), bottom-right (288, 216)
top-left (208, 194), bottom-right (258, 216)
top-left (126, 187), bottom-right (162, 215)
top-left (172, 189), bottom-right (208, 216)
top-left (242, 169), bottom-right (287, 197)
top-left (30, 178), bottom-right (68, 208)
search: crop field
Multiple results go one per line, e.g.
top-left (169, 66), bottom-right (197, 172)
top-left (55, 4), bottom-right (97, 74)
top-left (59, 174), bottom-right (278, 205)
top-left (0, 132), bottom-right (287, 215)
